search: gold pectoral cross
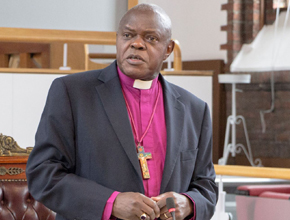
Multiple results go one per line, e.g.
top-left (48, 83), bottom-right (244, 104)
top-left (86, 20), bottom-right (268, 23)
top-left (137, 146), bottom-right (152, 179)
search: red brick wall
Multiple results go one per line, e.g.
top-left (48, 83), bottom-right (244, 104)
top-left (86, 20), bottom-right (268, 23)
top-left (221, 0), bottom-right (276, 70)
top-left (225, 72), bottom-right (290, 167)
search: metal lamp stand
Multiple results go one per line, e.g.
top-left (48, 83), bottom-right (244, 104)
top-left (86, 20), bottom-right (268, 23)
top-left (218, 74), bottom-right (262, 167)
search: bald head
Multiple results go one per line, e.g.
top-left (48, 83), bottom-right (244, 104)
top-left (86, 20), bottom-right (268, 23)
top-left (118, 3), bottom-right (172, 41)
top-left (116, 3), bottom-right (175, 80)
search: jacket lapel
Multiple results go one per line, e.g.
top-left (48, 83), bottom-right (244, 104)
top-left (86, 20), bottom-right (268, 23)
top-left (94, 62), bottom-right (144, 190)
top-left (159, 76), bottom-right (185, 193)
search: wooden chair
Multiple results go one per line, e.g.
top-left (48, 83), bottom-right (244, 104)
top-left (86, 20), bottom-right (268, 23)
top-left (84, 44), bottom-right (116, 70)
top-left (0, 42), bottom-right (50, 68)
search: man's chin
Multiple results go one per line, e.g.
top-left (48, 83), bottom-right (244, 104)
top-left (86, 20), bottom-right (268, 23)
top-left (122, 70), bottom-right (155, 80)
top-left (119, 63), bottom-right (158, 80)
top-left (122, 71), bottom-right (144, 80)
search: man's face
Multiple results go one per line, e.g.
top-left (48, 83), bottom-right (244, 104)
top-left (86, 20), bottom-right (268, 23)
top-left (116, 10), bottom-right (174, 81)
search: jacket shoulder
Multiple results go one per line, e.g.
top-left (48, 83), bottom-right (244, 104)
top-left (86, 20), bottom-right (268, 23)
top-left (59, 61), bottom-right (118, 85)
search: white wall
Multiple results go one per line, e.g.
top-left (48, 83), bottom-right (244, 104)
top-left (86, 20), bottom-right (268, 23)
top-left (0, 0), bottom-right (127, 31)
top-left (0, 73), bottom-right (64, 148)
top-left (139, 0), bottom-right (228, 61)
top-left (164, 75), bottom-right (212, 117)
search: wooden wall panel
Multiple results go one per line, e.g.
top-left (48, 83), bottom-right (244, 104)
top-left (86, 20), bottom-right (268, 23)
top-left (128, 0), bottom-right (138, 9)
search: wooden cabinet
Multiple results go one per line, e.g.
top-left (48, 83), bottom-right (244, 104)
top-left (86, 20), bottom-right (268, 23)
top-left (0, 156), bottom-right (28, 181)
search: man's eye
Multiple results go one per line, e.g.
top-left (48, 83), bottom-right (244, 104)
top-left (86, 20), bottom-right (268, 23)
top-left (124, 33), bottom-right (132, 38)
top-left (147, 36), bottom-right (158, 42)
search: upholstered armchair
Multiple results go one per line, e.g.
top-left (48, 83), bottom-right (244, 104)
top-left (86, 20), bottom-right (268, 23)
top-left (0, 134), bottom-right (55, 220)
top-left (236, 184), bottom-right (290, 220)
top-left (0, 181), bottom-right (55, 220)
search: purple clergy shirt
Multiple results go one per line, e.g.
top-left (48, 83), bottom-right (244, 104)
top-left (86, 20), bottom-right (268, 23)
top-left (102, 67), bottom-right (167, 219)
top-left (118, 67), bottom-right (167, 197)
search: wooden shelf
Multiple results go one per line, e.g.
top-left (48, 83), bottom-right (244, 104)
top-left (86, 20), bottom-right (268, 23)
top-left (0, 27), bottom-right (116, 45)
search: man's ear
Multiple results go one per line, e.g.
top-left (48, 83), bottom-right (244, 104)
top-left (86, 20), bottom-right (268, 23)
top-left (163, 40), bottom-right (175, 60)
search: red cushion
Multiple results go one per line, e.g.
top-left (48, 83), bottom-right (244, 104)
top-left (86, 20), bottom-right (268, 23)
top-left (237, 184), bottom-right (290, 196)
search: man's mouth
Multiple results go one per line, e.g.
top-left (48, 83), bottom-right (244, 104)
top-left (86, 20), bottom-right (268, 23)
top-left (127, 54), bottom-right (144, 62)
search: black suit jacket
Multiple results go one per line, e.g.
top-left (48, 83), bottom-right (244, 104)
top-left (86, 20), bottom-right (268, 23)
top-left (26, 61), bottom-right (218, 220)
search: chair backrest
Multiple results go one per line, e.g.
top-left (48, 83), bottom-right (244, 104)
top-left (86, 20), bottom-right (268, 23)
top-left (0, 42), bottom-right (50, 68)
top-left (0, 181), bottom-right (56, 220)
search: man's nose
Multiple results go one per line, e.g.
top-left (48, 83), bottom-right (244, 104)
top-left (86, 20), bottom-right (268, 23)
top-left (131, 36), bottom-right (146, 50)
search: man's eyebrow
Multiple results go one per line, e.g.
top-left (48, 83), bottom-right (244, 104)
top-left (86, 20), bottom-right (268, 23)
top-left (123, 26), bottom-right (135, 32)
top-left (122, 25), bottom-right (162, 37)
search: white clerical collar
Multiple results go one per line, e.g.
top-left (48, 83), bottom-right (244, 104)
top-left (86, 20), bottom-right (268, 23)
top-left (133, 79), bottom-right (153, 90)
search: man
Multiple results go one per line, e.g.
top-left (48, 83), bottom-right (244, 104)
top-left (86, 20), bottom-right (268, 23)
top-left (26, 3), bottom-right (218, 220)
